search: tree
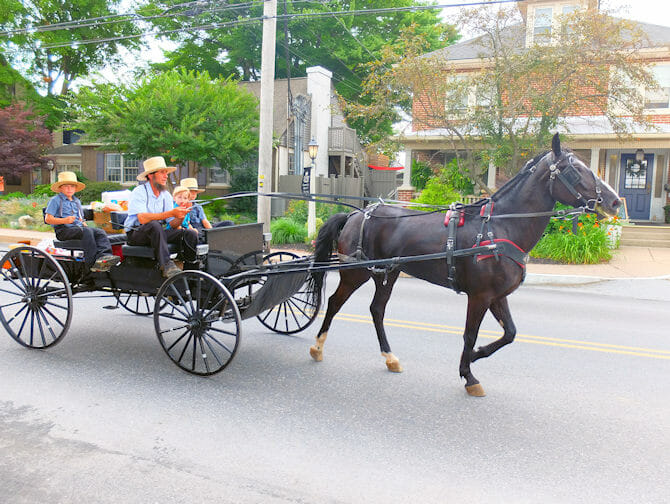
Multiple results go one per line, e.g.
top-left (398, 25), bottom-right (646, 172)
top-left (70, 69), bottom-right (259, 172)
top-left (349, 5), bottom-right (658, 190)
top-left (1, 0), bottom-right (141, 95)
top-left (142, 0), bottom-right (458, 142)
top-left (0, 102), bottom-right (53, 180)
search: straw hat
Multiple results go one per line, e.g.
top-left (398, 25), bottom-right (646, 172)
top-left (137, 156), bottom-right (177, 181)
top-left (172, 185), bottom-right (190, 198)
top-left (180, 177), bottom-right (205, 193)
top-left (51, 171), bottom-right (86, 192)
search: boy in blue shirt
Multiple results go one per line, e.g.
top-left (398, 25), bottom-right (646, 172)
top-left (180, 177), bottom-right (232, 243)
top-left (45, 171), bottom-right (120, 272)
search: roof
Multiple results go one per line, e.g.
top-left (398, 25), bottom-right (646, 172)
top-left (424, 18), bottom-right (670, 62)
top-left (48, 144), bottom-right (82, 155)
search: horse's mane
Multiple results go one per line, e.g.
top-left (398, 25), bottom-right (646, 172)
top-left (487, 150), bottom-right (554, 204)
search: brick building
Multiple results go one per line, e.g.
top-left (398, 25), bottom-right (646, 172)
top-left (398, 0), bottom-right (670, 222)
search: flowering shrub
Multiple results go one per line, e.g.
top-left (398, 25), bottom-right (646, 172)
top-left (0, 196), bottom-right (52, 231)
top-left (530, 205), bottom-right (619, 264)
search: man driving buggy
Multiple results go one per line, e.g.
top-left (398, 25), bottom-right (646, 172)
top-left (123, 156), bottom-right (198, 278)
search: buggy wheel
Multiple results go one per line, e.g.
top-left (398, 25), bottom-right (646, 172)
top-left (154, 270), bottom-right (241, 375)
top-left (112, 289), bottom-right (163, 316)
top-left (0, 246), bottom-right (72, 348)
top-left (255, 252), bottom-right (321, 335)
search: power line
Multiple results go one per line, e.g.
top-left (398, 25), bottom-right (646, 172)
top-left (0, 0), bottom-right (521, 39)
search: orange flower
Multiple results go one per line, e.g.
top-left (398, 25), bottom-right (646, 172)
top-left (593, 222), bottom-right (599, 228)
top-left (32, 202), bottom-right (37, 208)
top-left (578, 222), bottom-right (583, 228)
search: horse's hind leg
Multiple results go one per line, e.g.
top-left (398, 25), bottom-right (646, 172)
top-left (370, 271), bottom-right (402, 372)
top-left (310, 269), bottom-right (369, 362)
top-left (471, 296), bottom-right (516, 363)
top-left (459, 295), bottom-right (490, 397)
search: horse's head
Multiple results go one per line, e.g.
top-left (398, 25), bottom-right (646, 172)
top-left (543, 133), bottom-right (621, 218)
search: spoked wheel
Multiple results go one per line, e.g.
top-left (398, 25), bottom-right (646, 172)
top-left (0, 246), bottom-right (73, 348)
top-left (255, 251), bottom-right (322, 335)
top-left (154, 270), bottom-right (241, 375)
top-left (112, 289), bottom-right (163, 316)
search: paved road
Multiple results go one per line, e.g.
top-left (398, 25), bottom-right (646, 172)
top-left (1, 275), bottom-right (669, 503)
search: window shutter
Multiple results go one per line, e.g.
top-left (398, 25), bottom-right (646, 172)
top-left (96, 153), bottom-right (104, 181)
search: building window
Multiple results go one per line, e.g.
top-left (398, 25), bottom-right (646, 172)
top-left (533, 7), bottom-right (553, 41)
top-left (624, 158), bottom-right (647, 189)
top-left (645, 65), bottom-right (670, 109)
top-left (105, 153), bottom-right (139, 184)
top-left (208, 162), bottom-right (231, 186)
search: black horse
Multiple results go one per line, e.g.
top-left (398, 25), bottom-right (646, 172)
top-left (310, 134), bottom-right (621, 396)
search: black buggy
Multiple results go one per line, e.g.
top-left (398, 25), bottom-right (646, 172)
top-left (0, 209), bottom-right (321, 376)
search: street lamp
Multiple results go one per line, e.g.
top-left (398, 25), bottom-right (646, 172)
top-left (307, 137), bottom-right (319, 237)
top-left (635, 148), bottom-right (645, 163)
top-left (308, 137), bottom-right (319, 162)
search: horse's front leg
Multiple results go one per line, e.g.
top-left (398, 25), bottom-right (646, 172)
top-left (459, 295), bottom-right (489, 397)
top-left (370, 271), bottom-right (402, 372)
top-left (471, 296), bottom-right (516, 363)
top-left (310, 270), bottom-right (368, 362)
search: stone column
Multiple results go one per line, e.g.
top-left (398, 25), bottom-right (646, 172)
top-left (589, 147), bottom-right (600, 174)
top-left (397, 147), bottom-right (414, 202)
top-left (487, 159), bottom-right (497, 192)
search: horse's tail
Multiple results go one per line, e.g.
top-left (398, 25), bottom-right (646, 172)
top-left (312, 212), bottom-right (350, 290)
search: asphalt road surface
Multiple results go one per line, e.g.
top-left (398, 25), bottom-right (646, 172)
top-left (1, 274), bottom-right (669, 503)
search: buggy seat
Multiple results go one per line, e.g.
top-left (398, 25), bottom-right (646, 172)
top-left (110, 211), bottom-right (208, 259)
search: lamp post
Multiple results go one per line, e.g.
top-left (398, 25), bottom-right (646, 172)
top-left (46, 159), bottom-right (55, 184)
top-left (307, 138), bottom-right (319, 237)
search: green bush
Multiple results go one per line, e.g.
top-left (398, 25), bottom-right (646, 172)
top-left (270, 218), bottom-right (307, 244)
top-left (0, 195), bottom-right (52, 231)
top-left (411, 160), bottom-right (434, 191)
top-left (284, 199), bottom-right (350, 224)
top-left (410, 176), bottom-right (461, 210)
top-left (530, 211), bottom-right (614, 264)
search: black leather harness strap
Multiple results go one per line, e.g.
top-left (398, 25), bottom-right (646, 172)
top-left (445, 203), bottom-right (461, 292)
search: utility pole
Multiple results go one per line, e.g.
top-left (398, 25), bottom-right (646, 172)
top-left (257, 0), bottom-right (277, 232)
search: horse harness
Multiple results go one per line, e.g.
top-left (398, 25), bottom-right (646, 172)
top-left (443, 201), bottom-right (529, 293)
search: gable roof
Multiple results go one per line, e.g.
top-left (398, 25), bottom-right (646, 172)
top-left (424, 18), bottom-right (670, 62)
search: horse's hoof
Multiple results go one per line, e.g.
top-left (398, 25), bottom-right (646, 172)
top-left (465, 383), bottom-right (486, 397)
top-left (382, 353), bottom-right (403, 373)
top-left (309, 345), bottom-right (323, 362)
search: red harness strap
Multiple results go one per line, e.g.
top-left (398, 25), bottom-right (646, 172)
top-left (473, 239), bottom-right (527, 268)
top-left (444, 209), bottom-right (465, 227)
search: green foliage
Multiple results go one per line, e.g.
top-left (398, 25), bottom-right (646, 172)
top-left (2, 0), bottom-right (140, 96)
top-left (228, 160), bottom-right (258, 214)
top-left (0, 195), bottom-right (51, 231)
top-left (144, 0), bottom-right (458, 143)
top-left (270, 218), bottom-right (307, 245)
top-left (410, 175), bottom-right (461, 209)
top-left (411, 160), bottom-right (433, 191)
top-left (442, 158), bottom-right (475, 196)
top-left (284, 199), bottom-right (350, 224)
top-left (531, 210), bottom-right (615, 264)
top-left (70, 69), bottom-right (259, 171)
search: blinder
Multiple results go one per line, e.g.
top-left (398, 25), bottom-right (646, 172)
top-left (548, 154), bottom-right (602, 211)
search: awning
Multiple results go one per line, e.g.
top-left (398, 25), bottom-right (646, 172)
top-left (368, 165), bottom-right (403, 171)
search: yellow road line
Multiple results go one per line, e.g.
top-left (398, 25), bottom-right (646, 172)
top-left (321, 312), bottom-right (670, 360)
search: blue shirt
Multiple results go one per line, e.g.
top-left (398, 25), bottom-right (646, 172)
top-left (124, 183), bottom-right (175, 231)
top-left (166, 203), bottom-right (191, 230)
top-left (45, 193), bottom-right (84, 228)
top-left (188, 203), bottom-right (207, 229)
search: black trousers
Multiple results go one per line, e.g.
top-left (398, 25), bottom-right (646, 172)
top-left (127, 221), bottom-right (198, 266)
top-left (55, 226), bottom-right (112, 270)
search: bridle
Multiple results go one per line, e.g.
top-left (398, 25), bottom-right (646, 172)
top-left (545, 152), bottom-right (603, 212)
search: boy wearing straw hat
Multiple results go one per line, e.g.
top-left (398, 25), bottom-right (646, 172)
top-left (124, 157), bottom-right (198, 278)
top-left (45, 171), bottom-right (120, 272)
top-left (180, 177), bottom-right (233, 243)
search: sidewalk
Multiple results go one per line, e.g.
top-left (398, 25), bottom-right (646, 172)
top-left (2, 228), bottom-right (670, 284)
